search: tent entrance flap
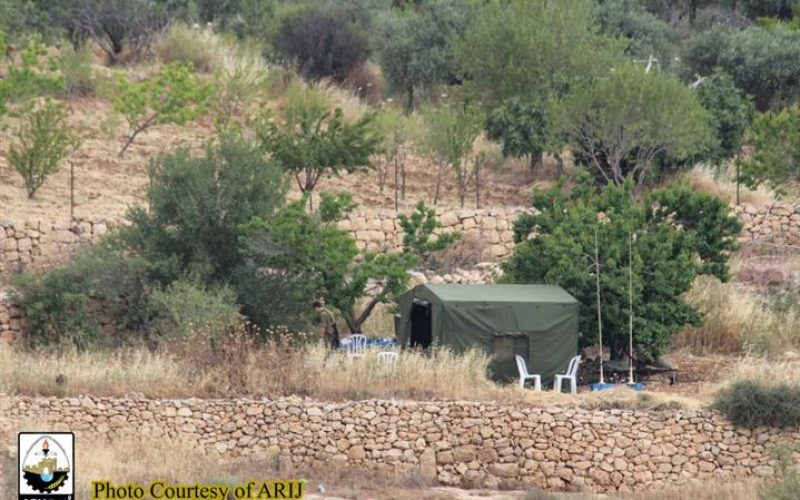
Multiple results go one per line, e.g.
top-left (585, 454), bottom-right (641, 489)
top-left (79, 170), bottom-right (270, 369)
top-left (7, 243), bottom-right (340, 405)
top-left (490, 332), bottom-right (530, 381)
top-left (410, 301), bottom-right (432, 348)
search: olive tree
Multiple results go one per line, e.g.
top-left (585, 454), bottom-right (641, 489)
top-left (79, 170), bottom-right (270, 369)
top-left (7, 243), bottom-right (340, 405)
top-left (557, 62), bottom-right (714, 187)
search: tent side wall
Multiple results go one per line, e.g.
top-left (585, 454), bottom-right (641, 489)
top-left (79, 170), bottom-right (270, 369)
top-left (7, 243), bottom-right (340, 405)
top-left (398, 284), bottom-right (580, 386)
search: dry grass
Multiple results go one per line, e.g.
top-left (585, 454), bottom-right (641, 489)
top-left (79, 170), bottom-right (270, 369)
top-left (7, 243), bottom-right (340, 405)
top-left (619, 479), bottom-right (764, 500)
top-left (683, 164), bottom-right (777, 206)
top-left (720, 355), bottom-right (800, 388)
top-left (0, 339), bottom-right (708, 412)
top-left (675, 276), bottom-right (800, 356)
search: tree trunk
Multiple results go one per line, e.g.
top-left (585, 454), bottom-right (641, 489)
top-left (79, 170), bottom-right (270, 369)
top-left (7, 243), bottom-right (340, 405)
top-left (406, 86), bottom-right (415, 113)
top-left (555, 152), bottom-right (564, 176)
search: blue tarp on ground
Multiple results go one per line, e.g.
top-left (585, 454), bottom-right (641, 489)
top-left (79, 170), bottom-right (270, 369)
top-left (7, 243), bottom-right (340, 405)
top-left (338, 337), bottom-right (398, 350)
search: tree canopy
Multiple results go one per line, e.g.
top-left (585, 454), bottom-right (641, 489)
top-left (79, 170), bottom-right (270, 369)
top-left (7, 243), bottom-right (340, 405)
top-left (502, 172), bottom-right (740, 361)
top-left (556, 62), bottom-right (714, 186)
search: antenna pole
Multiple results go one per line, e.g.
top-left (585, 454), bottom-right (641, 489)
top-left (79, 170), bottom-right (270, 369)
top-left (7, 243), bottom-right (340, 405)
top-left (628, 230), bottom-right (635, 384)
top-left (596, 225), bottom-right (604, 385)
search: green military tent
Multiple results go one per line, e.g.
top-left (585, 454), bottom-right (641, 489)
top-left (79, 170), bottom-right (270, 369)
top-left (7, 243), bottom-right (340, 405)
top-left (398, 284), bottom-right (579, 384)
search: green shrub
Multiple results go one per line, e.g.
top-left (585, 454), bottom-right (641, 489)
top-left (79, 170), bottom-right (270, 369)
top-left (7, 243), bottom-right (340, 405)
top-left (10, 242), bottom-right (152, 349)
top-left (155, 24), bottom-right (220, 73)
top-left (10, 265), bottom-right (98, 349)
top-left (121, 132), bottom-right (287, 286)
top-left (398, 200), bottom-right (460, 267)
top-left (2, 35), bottom-right (64, 103)
top-left (714, 380), bottom-right (800, 428)
top-left (275, 6), bottom-right (367, 83)
top-left (59, 44), bottom-right (95, 97)
top-left (8, 99), bottom-right (80, 198)
top-left (148, 280), bottom-right (241, 339)
top-left (763, 475), bottom-right (800, 500)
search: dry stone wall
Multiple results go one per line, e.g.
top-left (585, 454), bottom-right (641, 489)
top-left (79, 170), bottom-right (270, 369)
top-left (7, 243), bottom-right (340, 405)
top-left (2, 396), bottom-right (798, 494)
top-left (1, 203), bottom-right (798, 344)
top-left (337, 207), bottom-right (530, 260)
top-left (0, 216), bottom-right (115, 275)
top-left (735, 202), bottom-right (800, 245)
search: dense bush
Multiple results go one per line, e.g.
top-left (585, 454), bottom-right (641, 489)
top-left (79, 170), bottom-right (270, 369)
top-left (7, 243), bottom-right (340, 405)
top-left (154, 24), bottom-right (221, 73)
top-left (738, 105), bottom-right (800, 189)
top-left (485, 97), bottom-right (554, 171)
top-left (10, 242), bottom-right (151, 349)
top-left (502, 171), bottom-right (740, 361)
top-left (148, 279), bottom-right (241, 340)
top-left (374, 0), bottom-right (471, 110)
top-left (594, 0), bottom-right (678, 68)
top-left (714, 380), bottom-right (800, 428)
top-left (275, 6), bottom-right (367, 83)
top-left (59, 44), bottom-right (96, 97)
top-left (10, 258), bottom-right (100, 349)
top-left (122, 133), bottom-right (287, 286)
top-left (694, 69), bottom-right (754, 165)
top-left (682, 26), bottom-right (800, 111)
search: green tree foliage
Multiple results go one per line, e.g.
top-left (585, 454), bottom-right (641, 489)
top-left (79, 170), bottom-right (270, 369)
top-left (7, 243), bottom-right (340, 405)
top-left (111, 63), bottom-right (213, 157)
top-left (148, 279), bottom-right (241, 340)
top-left (242, 192), bottom-right (416, 334)
top-left (257, 85), bottom-right (382, 202)
top-left (557, 62), bottom-right (714, 186)
top-left (646, 182), bottom-right (742, 281)
top-left (484, 97), bottom-right (554, 171)
top-left (454, 0), bottom-right (624, 176)
top-left (121, 133), bottom-right (287, 286)
top-left (453, 0), bottom-right (624, 107)
top-left (694, 69), bottom-right (755, 165)
top-left (502, 172), bottom-right (738, 361)
top-left (594, 0), bottom-right (678, 68)
top-left (10, 242), bottom-right (152, 349)
top-left (374, 0), bottom-right (472, 111)
top-left (275, 6), bottom-right (367, 83)
top-left (738, 105), bottom-right (800, 188)
top-left (8, 99), bottom-right (80, 198)
top-left (416, 103), bottom-right (484, 206)
top-left (682, 26), bottom-right (800, 111)
top-left (398, 200), bottom-right (461, 267)
top-left (0, 34), bottom-right (65, 109)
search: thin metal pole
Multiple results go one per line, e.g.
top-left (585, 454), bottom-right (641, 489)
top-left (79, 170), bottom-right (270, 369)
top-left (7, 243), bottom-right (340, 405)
top-left (628, 231), bottom-right (635, 385)
top-left (596, 225), bottom-right (604, 385)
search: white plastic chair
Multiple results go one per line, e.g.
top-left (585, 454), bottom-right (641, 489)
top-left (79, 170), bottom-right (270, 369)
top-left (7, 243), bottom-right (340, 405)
top-left (347, 334), bottom-right (368, 358)
top-left (377, 351), bottom-right (398, 364)
top-left (554, 355), bottom-right (582, 394)
top-left (515, 355), bottom-right (541, 390)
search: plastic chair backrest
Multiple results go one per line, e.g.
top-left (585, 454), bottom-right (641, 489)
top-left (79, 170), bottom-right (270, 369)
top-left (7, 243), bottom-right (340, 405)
top-left (350, 334), bottom-right (368, 352)
top-left (515, 354), bottom-right (529, 377)
top-left (377, 351), bottom-right (398, 364)
top-left (565, 355), bottom-right (582, 377)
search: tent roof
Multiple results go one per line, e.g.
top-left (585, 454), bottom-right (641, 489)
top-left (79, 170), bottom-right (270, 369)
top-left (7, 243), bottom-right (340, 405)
top-left (419, 284), bottom-right (578, 304)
